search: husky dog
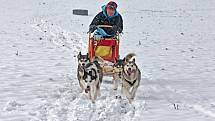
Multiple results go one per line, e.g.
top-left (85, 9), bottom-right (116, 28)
top-left (121, 53), bottom-right (141, 103)
top-left (112, 59), bottom-right (124, 90)
top-left (83, 60), bottom-right (103, 103)
top-left (77, 52), bottom-right (90, 92)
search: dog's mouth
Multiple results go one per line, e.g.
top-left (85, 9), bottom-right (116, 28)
top-left (127, 68), bottom-right (135, 75)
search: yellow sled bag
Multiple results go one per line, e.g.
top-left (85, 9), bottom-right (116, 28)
top-left (95, 46), bottom-right (112, 58)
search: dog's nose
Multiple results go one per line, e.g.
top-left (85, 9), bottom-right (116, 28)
top-left (82, 63), bottom-right (85, 66)
top-left (128, 68), bottom-right (131, 71)
top-left (87, 86), bottom-right (90, 89)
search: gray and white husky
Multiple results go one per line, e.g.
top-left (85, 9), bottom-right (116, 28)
top-left (77, 52), bottom-right (103, 103)
top-left (121, 53), bottom-right (141, 103)
top-left (83, 60), bottom-right (103, 103)
top-left (77, 52), bottom-right (90, 92)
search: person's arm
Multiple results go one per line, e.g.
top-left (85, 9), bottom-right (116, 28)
top-left (113, 14), bottom-right (123, 33)
top-left (118, 14), bottom-right (123, 33)
top-left (89, 12), bottom-right (102, 32)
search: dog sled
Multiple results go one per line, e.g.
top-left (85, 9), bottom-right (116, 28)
top-left (88, 25), bottom-right (120, 75)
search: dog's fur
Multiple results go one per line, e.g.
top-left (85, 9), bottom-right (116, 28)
top-left (121, 53), bottom-right (141, 103)
top-left (112, 59), bottom-right (124, 90)
top-left (83, 60), bottom-right (103, 103)
top-left (77, 52), bottom-right (90, 92)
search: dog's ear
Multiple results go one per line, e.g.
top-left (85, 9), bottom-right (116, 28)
top-left (123, 57), bottom-right (126, 62)
top-left (78, 52), bottom-right (81, 59)
top-left (86, 53), bottom-right (89, 58)
top-left (122, 57), bottom-right (126, 65)
top-left (132, 58), bottom-right (136, 63)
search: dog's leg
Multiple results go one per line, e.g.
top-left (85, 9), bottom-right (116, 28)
top-left (121, 84), bottom-right (124, 94)
top-left (113, 74), bottom-right (118, 90)
top-left (129, 86), bottom-right (138, 103)
top-left (94, 85), bottom-right (98, 100)
top-left (88, 91), bottom-right (92, 100)
top-left (128, 98), bottom-right (133, 103)
top-left (122, 86), bottom-right (132, 103)
top-left (90, 86), bottom-right (97, 103)
top-left (80, 81), bottom-right (85, 93)
top-left (90, 90), bottom-right (95, 103)
top-left (97, 82), bottom-right (101, 97)
top-left (97, 71), bottom-right (102, 97)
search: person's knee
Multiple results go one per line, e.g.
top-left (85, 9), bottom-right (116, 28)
top-left (94, 34), bottom-right (103, 40)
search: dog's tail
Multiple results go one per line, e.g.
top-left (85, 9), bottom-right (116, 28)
top-left (124, 53), bottom-right (136, 62)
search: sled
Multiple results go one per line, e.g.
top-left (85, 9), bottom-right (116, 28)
top-left (88, 25), bottom-right (120, 75)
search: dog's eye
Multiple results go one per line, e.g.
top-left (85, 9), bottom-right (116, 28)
top-left (85, 80), bottom-right (87, 82)
top-left (89, 80), bottom-right (92, 82)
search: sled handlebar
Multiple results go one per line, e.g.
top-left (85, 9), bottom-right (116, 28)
top-left (97, 25), bottom-right (112, 28)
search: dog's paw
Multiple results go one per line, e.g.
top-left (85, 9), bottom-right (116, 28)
top-left (128, 98), bottom-right (134, 103)
top-left (97, 91), bottom-right (101, 97)
top-left (115, 95), bottom-right (122, 99)
top-left (85, 88), bottom-right (90, 93)
top-left (92, 100), bottom-right (95, 104)
top-left (113, 84), bottom-right (118, 90)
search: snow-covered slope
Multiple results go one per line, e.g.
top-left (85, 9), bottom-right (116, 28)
top-left (1, 0), bottom-right (215, 121)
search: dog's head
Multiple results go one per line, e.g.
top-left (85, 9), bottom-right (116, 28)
top-left (113, 58), bottom-right (124, 72)
top-left (77, 52), bottom-right (90, 67)
top-left (83, 63), bottom-right (98, 93)
top-left (123, 59), bottom-right (137, 76)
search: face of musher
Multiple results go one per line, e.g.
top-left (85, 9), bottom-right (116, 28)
top-left (106, 6), bottom-right (116, 17)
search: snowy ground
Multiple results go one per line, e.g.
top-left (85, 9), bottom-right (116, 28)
top-left (1, 0), bottom-right (215, 121)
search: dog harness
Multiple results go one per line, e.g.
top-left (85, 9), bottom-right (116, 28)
top-left (122, 70), bottom-right (137, 86)
top-left (124, 78), bottom-right (137, 86)
top-left (83, 68), bottom-right (98, 80)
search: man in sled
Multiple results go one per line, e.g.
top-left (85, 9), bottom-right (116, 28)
top-left (89, 1), bottom-right (123, 39)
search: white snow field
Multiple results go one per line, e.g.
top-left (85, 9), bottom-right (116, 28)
top-left (1, 0), bottom-right (215, 120)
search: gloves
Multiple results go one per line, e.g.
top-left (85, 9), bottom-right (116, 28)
top-left (112, 25), bottom-right (118, 32)
top-left (89, 25), bottom-right (97, 33)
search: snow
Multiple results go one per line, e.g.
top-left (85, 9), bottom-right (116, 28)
top-left (1, 0), bottom-right (215, 121)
